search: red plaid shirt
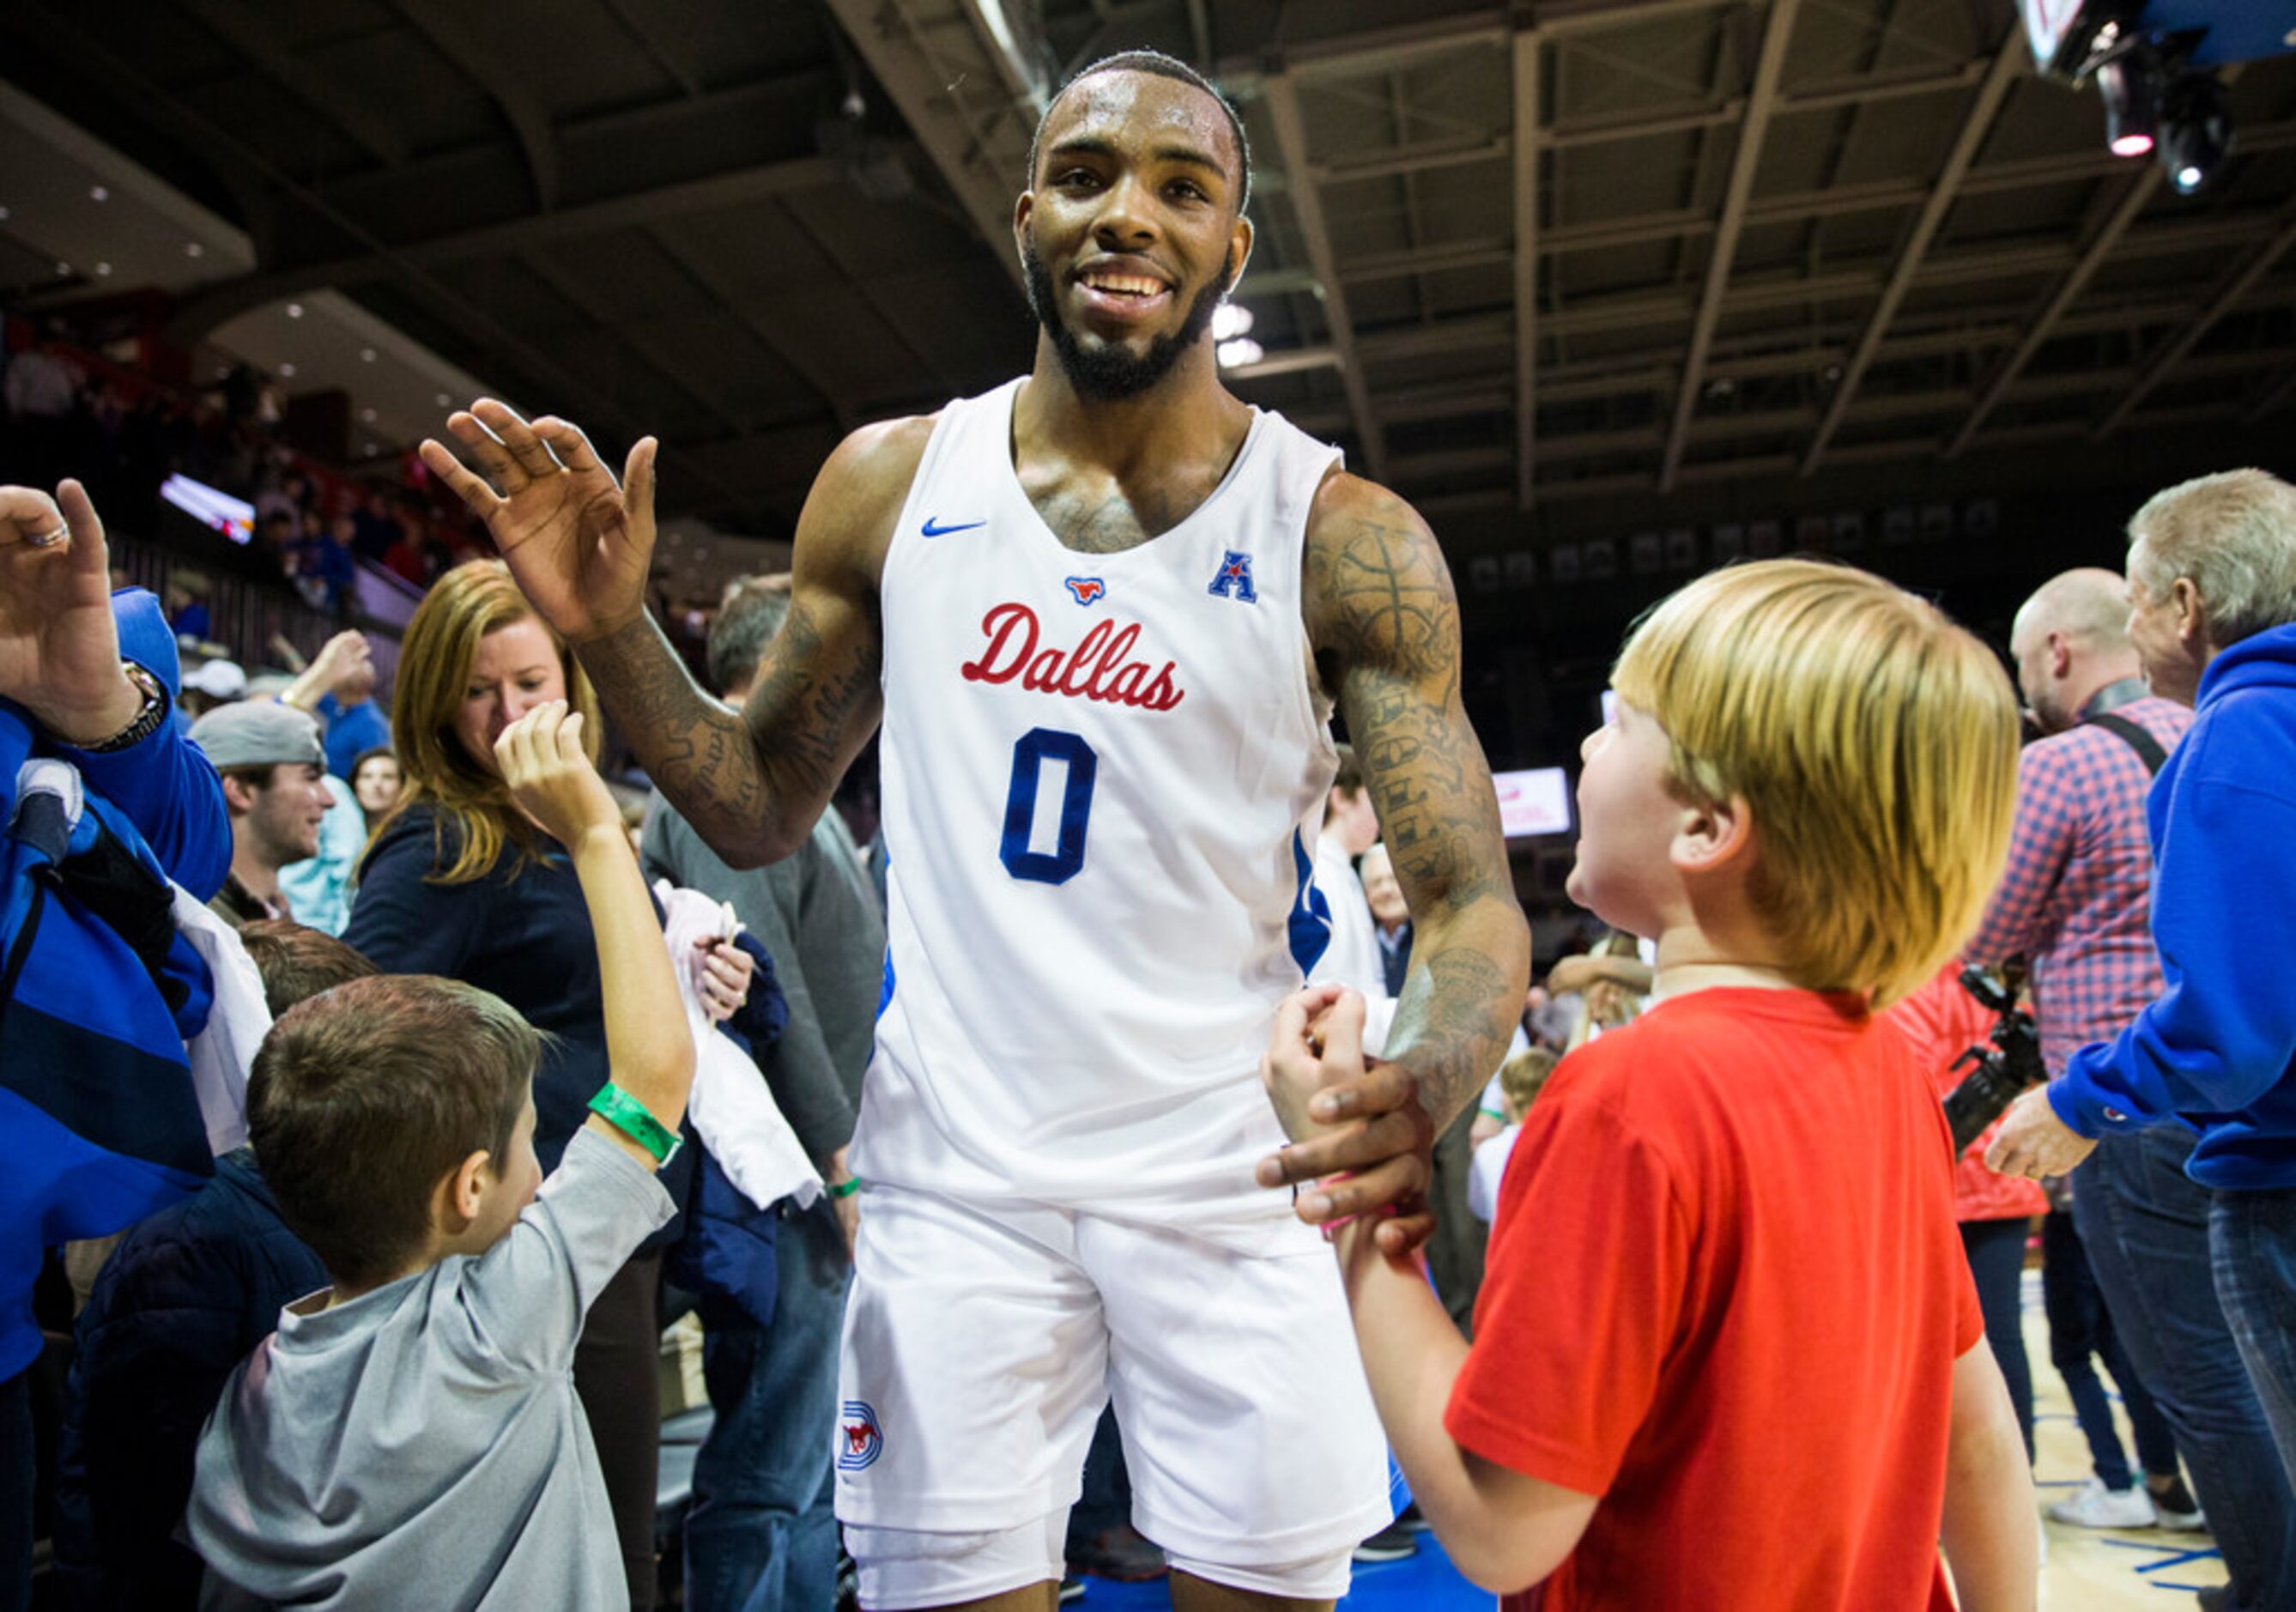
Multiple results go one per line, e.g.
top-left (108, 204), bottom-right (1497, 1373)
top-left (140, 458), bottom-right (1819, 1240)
top-left (1966, 695), bottom-right (2193, 1078)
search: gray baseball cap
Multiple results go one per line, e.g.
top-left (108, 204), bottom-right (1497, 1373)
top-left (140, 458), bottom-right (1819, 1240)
top-left (190, 700), bottom-right (325, 771)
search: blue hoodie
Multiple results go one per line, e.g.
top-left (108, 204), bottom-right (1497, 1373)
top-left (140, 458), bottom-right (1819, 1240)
top-left (2053, 621), bottom-right (2296, 1189)
top-left (0, 590), bottom-right (232, 1382)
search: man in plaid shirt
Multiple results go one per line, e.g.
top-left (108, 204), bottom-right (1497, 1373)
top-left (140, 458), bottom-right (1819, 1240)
top-left (1972, 565), bottom-right (2294, 1608)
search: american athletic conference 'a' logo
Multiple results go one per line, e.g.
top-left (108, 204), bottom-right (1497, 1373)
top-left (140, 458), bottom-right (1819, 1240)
top-left (1208, 550), bottom-right (1257, 603)
top-left (839, 1400), bottom-right (883, 1471)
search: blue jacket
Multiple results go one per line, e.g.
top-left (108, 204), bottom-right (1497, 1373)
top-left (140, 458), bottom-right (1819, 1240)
top-left (51, 1148), bottom-right (326, 1609)
top-left (2055, 621), bottom-right (2296, 1188)
top-left (0, 590), bottom-right (232, 1382)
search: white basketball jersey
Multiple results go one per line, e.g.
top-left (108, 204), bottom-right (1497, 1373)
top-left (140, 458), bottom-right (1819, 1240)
top-left (855, 378), bottom-right (1345, 1244)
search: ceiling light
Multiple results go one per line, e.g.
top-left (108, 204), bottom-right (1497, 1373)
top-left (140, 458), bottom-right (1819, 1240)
top-left (286, 302), bottom-right (304, 318)
top-left (435, 392), bottom-right (452, 407)
top-left (2098, 57), bottom-right (2157, 158)
top-left (278, 362), bottom-right (296, 378)
top-left (1212, 304), bottom-right (1255, 341)
top-left (1215, 337), bottom-right (1264, 368)
top-left (215, 366), bottom-right (230, 379)
top-left (55, 262), bottom-right (70, 276)
top-left (0, 206), bottom-right (11, 221)
top-left (360, 347), bottom-right (377, 362)
top-left (2160, 70), bottom-right (2231, 195)
top-left (94, 262), bottom-right (111, 276)
top-left (89, 185), bottom-right (107, 202)
top-left (185, 241), bottom-right (204, 258)
top-left (363, 443), bottom-right (378, 456)
top-left (361, 408), bottom-right (377, 422)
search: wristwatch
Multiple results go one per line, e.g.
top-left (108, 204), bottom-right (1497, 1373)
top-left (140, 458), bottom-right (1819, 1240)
top-left (80, 662), bottom-right (169, 753)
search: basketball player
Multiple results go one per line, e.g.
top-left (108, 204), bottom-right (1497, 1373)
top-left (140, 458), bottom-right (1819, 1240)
top-left (421, 51), bottom-right (1528, 1612)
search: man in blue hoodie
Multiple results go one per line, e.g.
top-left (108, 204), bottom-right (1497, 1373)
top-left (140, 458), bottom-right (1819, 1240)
top-left (1992, 468), bottom-right (2296, 1495)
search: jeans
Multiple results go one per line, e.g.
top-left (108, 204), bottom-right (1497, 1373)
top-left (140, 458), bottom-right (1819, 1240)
top-left (1960, 1218), bottom-right (2034, 1461)
top-left (2211, 1185), bottom-right (2296, 1494)
top-left (2074, 1129), bottom-right (2296, 1612)
top-left (685, 1198), bottom-right (851, 1612)
top-left (2041, 1209), bottom-right (2180, 1491)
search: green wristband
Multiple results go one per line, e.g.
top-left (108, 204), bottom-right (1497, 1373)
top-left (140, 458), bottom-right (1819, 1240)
top-left (827, 1175), bottom-right (861, 1200)
top-left (589, 1082), bottom-right (682, 1166)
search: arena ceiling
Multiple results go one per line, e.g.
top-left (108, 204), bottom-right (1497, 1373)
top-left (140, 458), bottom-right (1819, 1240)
top-left (3, 0), bottom-right (2293, 536)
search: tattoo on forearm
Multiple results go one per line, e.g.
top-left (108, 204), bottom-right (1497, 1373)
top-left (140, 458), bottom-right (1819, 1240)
top-left (1309, 504), bottom-right (1529, 1122)
top-left (742, 597), bottom-right (883, 808)
top-left (578, 600), bottom-right (882, 860)
top-left (577, 614), bottom-right (766, 844)
top-left (1387, 942), bottom-right (1519, 1124)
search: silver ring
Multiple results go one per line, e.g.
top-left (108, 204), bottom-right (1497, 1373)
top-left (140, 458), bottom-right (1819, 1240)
top-left (26, 524), bottom-right (68, 548)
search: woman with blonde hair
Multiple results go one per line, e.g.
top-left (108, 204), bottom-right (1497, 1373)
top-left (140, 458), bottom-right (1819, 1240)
top-left (346, 560), bottom-right (745, 1610)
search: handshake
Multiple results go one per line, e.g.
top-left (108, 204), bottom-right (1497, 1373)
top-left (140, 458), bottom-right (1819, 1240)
top-left (1259, 985), bottom-right (1440, 1257)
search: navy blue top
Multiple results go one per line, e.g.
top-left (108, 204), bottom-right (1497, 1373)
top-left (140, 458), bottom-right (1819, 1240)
top-left (345, 804), bottom-right (694, 1243)
top-left (53, 1148), bottom-right (326, 1609)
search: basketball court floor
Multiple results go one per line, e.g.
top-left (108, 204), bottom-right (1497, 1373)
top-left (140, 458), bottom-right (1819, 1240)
top-left (1070, 1265), bottom-right (2226, 1609)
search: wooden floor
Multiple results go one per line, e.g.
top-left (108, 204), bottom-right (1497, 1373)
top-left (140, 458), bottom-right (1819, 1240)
top-left (1076, 1267), bottom-right (2226, 1610)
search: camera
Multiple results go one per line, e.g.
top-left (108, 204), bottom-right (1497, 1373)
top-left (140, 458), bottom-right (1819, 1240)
top-left (1942, 962), bottom-right (2048, 1154)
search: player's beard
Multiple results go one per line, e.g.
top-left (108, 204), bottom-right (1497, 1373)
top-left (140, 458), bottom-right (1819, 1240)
top-left (1023, 233), bottom-right (1235, 402)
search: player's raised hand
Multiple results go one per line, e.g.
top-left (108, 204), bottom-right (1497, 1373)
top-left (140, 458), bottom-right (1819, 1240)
top-left (420, 400), bottom-right (658, 643)
top-left (1259, 986), bottom-right (1439, 1254)
top-left (0, 480), bottom-right (139, 744)
top-left (494, 701), bottom-right (620, 851)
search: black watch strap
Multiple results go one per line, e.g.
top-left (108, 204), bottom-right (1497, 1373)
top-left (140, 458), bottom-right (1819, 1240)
top-left (82, 663), bottom-right (169, 754)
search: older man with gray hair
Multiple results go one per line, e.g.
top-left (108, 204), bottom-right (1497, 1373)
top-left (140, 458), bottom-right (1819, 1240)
top-left (1991, 469), bottom-right (2296, 1510)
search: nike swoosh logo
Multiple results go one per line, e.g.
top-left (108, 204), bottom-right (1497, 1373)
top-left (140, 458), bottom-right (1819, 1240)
top-left (921, 517), bottom-right (986, 538)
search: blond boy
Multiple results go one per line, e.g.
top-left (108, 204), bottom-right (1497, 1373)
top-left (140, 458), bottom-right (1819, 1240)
top-left (1266, 560), bottom-right (2039, 1610)
top-left (190, 704), bottom-right (691, 1610)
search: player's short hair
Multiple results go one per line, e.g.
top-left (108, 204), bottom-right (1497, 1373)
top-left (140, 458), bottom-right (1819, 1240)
top-left (249, 974), bottom-right (540, 1288)
top-left (1032, 50), bottom-right (1251, 214)
top-left (235, 919), bottom-right (380, 1020)
top-left (1331, 742), bottom-right (1366, 800)
top-left (2127, 469), bottom-right (2296, 647)
top-left (707, 575), bottom-right (795, 699)
top-left (1499, 1047), bottom-right (1559, 1118)
top-left (1609, 558), bottom-right (2018, 1010)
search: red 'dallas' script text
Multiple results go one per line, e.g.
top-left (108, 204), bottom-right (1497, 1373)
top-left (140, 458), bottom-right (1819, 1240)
top-left (960, 603), bottom-right (1186, 712)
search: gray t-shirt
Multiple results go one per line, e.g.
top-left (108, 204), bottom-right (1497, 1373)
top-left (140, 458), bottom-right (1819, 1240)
top-left (189, 1130), bottom-right (675, 1610)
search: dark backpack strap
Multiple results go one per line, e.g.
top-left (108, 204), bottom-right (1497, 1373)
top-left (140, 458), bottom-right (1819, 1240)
top-left (2084, 711), bottom-right (2169, 777)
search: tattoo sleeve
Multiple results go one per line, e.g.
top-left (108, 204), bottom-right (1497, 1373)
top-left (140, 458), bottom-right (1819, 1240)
top-left (1309, 496), bottom-right (1530, 1129)
top-left (575, 597), bottom-right (882, 867)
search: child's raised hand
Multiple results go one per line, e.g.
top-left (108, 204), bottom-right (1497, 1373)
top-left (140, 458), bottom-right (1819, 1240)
top-left (1261, 985), bottom-right (1366, 1142)
top-left (494, 701), bottom-right (618, 849)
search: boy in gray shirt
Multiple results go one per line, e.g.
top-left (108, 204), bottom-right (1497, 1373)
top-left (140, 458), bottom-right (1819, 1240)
top-left (190, 702), bottom-right (694, 1610)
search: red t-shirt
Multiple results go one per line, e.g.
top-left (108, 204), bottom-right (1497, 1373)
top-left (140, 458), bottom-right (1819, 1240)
top-left (1447, 987), bottom-right (1982, 1611)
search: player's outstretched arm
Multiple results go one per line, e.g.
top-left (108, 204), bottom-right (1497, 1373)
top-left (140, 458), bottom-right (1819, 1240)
top-left (426, 403), bottom-right (921, 867)
top-left (1263, 474), bottom-right (1530, 1247)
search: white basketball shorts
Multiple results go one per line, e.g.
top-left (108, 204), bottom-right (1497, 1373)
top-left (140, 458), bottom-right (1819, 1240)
top-left (833, 1182), bottom-right (1391, 1597)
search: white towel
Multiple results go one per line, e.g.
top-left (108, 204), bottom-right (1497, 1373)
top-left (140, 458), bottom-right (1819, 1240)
top-left (169, 887), bottom-right (272, 1155)
top-left (655, 881), bottom-right (821, 1212)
